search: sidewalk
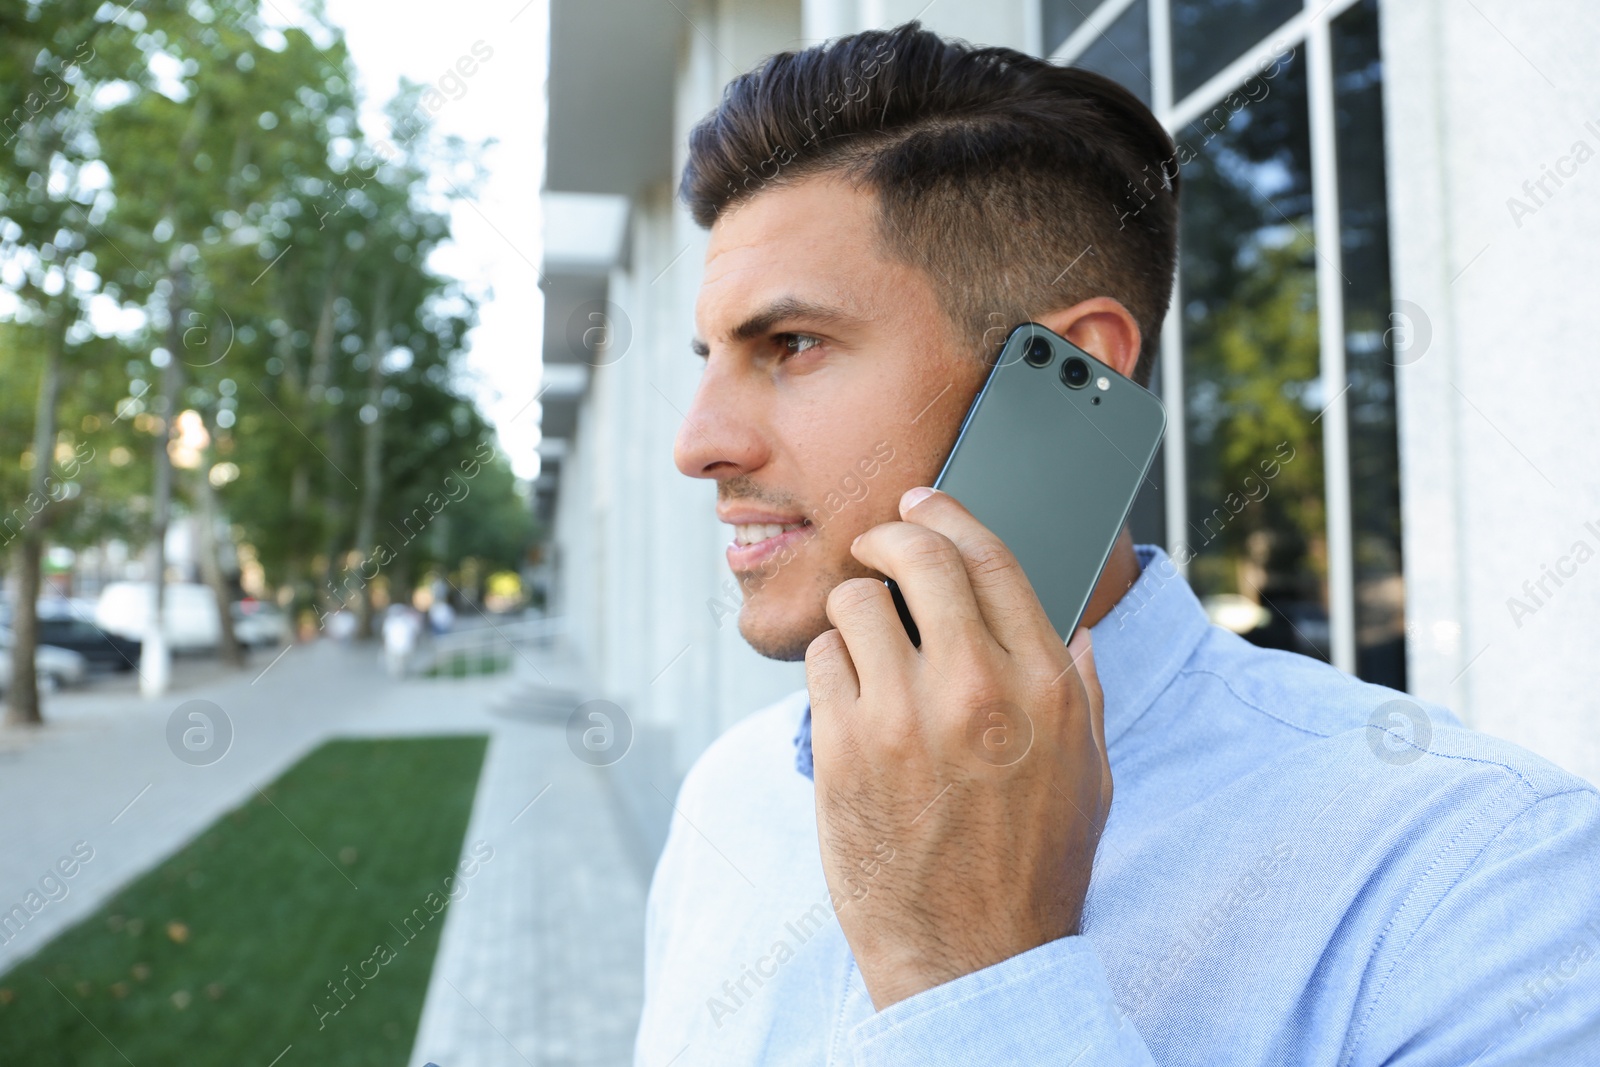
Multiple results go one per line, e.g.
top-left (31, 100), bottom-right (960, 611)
top-left (407, 648), bottom-right (651, 1067)
top-left (0, 640), bottom-right (479, 973)
top-left (0, 637), bottom-right (657, 1066)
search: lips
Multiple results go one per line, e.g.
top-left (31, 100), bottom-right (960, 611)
top-left (732, 521), bottom-right (807, 546)
top-left (721, 512), bottom-right (815, 573)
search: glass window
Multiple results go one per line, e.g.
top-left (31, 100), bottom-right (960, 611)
top-left (1038, 0), bottom-right (1405, 686)
top-left (1177, 51), bottom-right (1332, 662)
top-left (1332, 0), bottom-right (1406, 689)
top-left (1170, 0), bottom-right (1302, 100)
top-left (1042, 0), bottom-right (1097, 57)
top-left (1073, 0), bottom-right (1152, 106)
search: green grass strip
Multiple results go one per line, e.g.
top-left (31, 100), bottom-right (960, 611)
top-left (425, 653), bottom-right (513, 678)
top-left (0, 735), bottom-right (490, 1066)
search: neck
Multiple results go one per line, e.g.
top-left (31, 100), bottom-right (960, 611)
top-left (1077, 527), bottom-right (1142, 633)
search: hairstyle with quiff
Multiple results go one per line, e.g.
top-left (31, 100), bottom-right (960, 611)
top-left (678, 20), bottom-right (1180, 385)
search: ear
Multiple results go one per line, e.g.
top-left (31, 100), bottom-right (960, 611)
top-left (1033, 297), bottom-right (1142, 381)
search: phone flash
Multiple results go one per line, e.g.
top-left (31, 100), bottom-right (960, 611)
top-left (1096, 376), bottom-right (1110, 391)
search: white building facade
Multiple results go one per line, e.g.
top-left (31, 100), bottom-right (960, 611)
top-left (535, 0), bottom-right (1600, 796)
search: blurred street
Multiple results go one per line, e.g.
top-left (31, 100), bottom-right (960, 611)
top-left (0, 637), bottom-right (653, 1066)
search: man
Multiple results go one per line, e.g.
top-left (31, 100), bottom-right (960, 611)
top-left (634, 21), bottom-right (1600, 1065)
top-left (382, 603), bottom-right (419, 676)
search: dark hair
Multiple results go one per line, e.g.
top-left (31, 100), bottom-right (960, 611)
top-left (679, 21), bottom-right (1180, 385)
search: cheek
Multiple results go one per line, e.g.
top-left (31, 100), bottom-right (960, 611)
top-left (883, 396), bottom-right (985, 496)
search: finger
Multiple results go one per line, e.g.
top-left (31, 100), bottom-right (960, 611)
top-left (823, 576), bottom-right (916, 692)
top-left (1061, 629), bottom-right (1112, 820)
top-left (899, 487), bottom-right (1058, 655)
top-left (805, 627), bottom-right (860, 709)
top-left (805, 628), bottom-right (863, 776)
top-left (850, 520), bottom-right (997, 663)
top-left (1063, 627), bottom-right (1106, 759)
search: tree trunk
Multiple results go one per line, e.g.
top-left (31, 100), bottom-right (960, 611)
top-left (311, 255), bottom-right (357, 603)
top-left (6, 538), bottom-right (45, 727)
top-left (354, 272), bottom-right (392, 641)
top-left (194, 454), bottom-right (244, 668)
top-left (308, 266), bottom-right (342, 395)
top-left (140, 97), bottom-right (207, 696)
top-left (141, 256), bottom-right (187, 697)
top-left (5, 303), bottom-right (66, 727)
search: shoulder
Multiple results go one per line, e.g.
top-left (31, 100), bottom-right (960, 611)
top-left (1178, 624), bottom-right (1457, 739)
top-left (646, 688), bottom-right (818, 925)
top-left (1176, 625), bottom-right (1595, 810)
top-left (674, 687), bottom-right (814, 823)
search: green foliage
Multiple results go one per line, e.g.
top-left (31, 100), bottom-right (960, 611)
top-left (1, 1), bottom-right (533, 612)
top-left (1176, 57), bottom-right (1328, 603)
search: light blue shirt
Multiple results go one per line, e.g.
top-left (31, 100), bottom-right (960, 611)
top-left (634, 545), bottom-right (1600, 1065)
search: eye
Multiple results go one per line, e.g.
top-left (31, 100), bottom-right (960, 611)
top-left (778, 333), bottom-right (823, 357)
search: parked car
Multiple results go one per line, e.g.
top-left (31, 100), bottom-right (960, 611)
top-left (29, 613), bottom-right (142, 671)
top-left (231, 598), bottom-right (290, 648)
top-left (0, 627), bottom-right (89, 692)
top-left (95, 581), bottom-right (223, 651)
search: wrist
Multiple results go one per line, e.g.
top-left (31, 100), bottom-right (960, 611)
top-left (858, 920), bottom-right (1079, 1010)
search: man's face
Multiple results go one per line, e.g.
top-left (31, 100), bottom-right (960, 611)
top-left (676, 173), bottom-right (990, 661)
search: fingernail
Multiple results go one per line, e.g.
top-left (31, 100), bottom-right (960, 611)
top-left (901, 486), bottom-right (935, 512)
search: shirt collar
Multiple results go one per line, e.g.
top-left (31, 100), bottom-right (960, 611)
top-left (1090, 543), bottom-right (1212, 748)
top-left (794, 544), bottom-right (1211, 778)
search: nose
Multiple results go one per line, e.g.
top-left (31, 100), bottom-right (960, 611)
top-left (673, 354), bottom-right (769, 481)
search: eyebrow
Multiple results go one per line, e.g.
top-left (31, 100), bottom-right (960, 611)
top-left (690, 296), bottom-right (862, 357)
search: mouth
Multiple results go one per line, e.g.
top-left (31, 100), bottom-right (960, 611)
top-left (722, 514), bottom-right (815, 573)
top-left (731, 521), bottom-right (809, 547)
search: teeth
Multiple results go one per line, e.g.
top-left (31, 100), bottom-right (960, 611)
top-left (733, 522), bottom-right (805, 547)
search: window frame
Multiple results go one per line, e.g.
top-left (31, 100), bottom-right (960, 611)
top-left (1050, 0), bottom-right (1377, 676)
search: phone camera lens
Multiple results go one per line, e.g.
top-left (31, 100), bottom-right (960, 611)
top-left (1023, 336), bottom-right (1053, 368)
top-left (1061, 356), bottom-right (1091, 389)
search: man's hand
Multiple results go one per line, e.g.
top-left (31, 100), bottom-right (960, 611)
top-left (804, 486), bottom-right (1112, 1011)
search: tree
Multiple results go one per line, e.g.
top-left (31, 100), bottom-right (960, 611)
top-left (0, 0), bottom-right (188, 722)
top-left (3, 0), bottom-right (533, 723)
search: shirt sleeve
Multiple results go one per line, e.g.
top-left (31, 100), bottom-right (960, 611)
top-left (1349, 787), bottom-right (1600, 1066)
top-left (846, 934), bottom-right (1158, 1066)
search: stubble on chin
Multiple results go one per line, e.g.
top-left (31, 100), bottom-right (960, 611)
top-left (735, 555), bottom-right (881, 662)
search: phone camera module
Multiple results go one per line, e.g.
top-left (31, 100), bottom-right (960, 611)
top-left (1023, 336), bottom-right (1053, 368)
top-left (1061, 356), bottom-right (1091, 389)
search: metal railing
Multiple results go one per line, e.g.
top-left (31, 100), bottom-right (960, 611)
top-left (404, 615), bottom-right (566, 678)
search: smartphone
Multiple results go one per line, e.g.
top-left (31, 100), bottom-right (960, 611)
top-left (888, 322), bottom-right (1166, 645)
